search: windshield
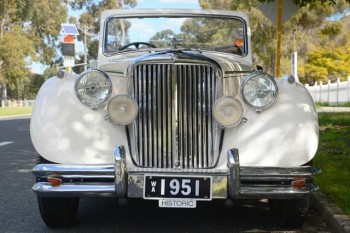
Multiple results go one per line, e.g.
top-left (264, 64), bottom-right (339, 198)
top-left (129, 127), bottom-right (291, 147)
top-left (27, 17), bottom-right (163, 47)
top-left (104, 16), bottom-right (246, 56)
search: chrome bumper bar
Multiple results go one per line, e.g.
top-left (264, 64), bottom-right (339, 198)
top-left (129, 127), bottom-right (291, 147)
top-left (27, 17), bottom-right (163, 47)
top-left (32, 147), bottom-right (319, 199)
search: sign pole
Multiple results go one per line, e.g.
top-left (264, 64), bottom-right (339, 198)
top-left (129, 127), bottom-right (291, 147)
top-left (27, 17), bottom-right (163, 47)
top-left (276, 0), bottom-right (282, 78)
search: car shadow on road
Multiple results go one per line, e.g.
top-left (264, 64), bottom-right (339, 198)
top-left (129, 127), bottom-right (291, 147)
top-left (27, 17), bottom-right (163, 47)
top-left (57, 197), bottom-right (334, 233)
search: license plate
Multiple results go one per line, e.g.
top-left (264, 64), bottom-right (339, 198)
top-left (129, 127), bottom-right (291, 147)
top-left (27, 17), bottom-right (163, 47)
top-left (144, 175), bottom-right (212, 200)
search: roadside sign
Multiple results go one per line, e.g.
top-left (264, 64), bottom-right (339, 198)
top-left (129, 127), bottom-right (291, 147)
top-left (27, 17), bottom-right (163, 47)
top-left (63, 35), bottom-right (74, 43)
top-left (61, 24), bottom-right (79, 35)
top-left (63, 56), bottom-right (75, 67)
top-left (258, 1), bottom-right (299, 26)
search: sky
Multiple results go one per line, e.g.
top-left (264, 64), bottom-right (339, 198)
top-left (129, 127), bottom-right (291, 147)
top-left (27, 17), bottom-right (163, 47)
top-left (30, 0), bottom-right (201, 74)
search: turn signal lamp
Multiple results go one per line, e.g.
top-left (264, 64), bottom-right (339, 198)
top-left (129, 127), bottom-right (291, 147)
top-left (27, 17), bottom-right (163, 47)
top-left (107, 95), bottom-right (138, 125)
top-left (47, 175), bottom-right (62, 187)
top-left (292, 179), bottom-right (306, 190)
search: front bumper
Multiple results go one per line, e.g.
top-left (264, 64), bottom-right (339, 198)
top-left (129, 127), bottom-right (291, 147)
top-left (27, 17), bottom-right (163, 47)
top-left (32, 146), bottom-right (319, 199)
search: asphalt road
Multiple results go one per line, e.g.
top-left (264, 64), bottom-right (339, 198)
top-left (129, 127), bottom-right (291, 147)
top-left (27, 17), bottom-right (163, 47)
top-left (0, 116), bottom-right (336, 233)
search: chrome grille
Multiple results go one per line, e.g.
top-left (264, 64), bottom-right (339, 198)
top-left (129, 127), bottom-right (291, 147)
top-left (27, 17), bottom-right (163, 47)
top-left (129, 63), bottom-right (219, 169)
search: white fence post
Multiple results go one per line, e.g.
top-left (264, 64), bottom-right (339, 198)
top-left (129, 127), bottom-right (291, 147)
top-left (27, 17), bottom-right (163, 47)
top-left (348, 76), bottom-right (350, 103)
top-left (336, 78), bottom-right (340, 105)
top-left (305, 77), bottom-right (350, 105)
top-left (319, 81), bottom-right (322, 103)
top-left (327, 80), bottom-right (331, 104)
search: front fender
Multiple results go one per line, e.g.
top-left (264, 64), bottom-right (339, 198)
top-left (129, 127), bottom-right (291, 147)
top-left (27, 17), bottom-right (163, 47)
top-left (30, 74), bottom-right (128, 164)
top-left (221, 76), bottom-right (319, 167)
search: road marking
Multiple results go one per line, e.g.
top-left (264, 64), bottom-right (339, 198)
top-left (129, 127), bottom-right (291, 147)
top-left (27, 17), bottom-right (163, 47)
top-left (0, 141), bottom-right (14, 147)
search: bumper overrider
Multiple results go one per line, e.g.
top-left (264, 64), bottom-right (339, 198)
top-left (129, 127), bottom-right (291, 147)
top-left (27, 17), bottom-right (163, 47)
top-left (32, 146), bottom-right (320, 200)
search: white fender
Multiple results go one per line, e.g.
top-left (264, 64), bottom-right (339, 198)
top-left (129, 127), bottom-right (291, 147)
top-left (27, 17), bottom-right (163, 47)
top-left (220, 75), bottom-right (319, 167)
top-left (30, 74), bottom-right (128, 164)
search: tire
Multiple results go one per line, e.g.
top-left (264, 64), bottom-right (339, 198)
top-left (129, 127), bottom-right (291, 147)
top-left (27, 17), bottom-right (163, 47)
top-left (269, 196), bottom-right (310, 228)
top-left (37, 196), bottom-right (79, 228)
top-left (36, 155), bottom-right (80, 228)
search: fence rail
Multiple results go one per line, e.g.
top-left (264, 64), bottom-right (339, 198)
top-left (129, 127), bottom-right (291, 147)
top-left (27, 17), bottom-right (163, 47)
top-left (305, 77), bottom-right (350, 105)
top-left (0, 100), bottom-right (35, 107)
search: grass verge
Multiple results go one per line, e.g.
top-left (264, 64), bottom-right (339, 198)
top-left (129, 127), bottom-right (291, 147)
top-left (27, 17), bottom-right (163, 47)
top-left (314, 112), bottom-right (350, 215)
top-left (0, 107), bottom-right (33, 117)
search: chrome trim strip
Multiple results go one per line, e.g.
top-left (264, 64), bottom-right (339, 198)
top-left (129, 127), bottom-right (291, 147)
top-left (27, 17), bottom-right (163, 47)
top-left (32, 164), bottom-right (114, 177)
top-left (114, 145), bottom-right (127, 197)
top-left (33, 183), bottom-right (116, 197)
top-left (227, 148), bottom-right (240, 198)
top-left (239, 186), bottom-right (311, 199)
top-left (240, 166), bottom-right (317, 177)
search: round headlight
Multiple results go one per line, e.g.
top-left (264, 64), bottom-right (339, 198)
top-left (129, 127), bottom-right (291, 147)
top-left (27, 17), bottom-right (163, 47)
top-left (213, 97), bottom-right (243, 128)
top-left (75, 70), bottom-right (112, 108)
top-left (241, 72), bottom-right (278, 109)
top-left (107, 95), bottom-right (138, 125)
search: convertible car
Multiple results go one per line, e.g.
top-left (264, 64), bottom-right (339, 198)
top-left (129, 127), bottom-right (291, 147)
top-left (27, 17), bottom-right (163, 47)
top-left (31, 9), bottom-right (319, 228)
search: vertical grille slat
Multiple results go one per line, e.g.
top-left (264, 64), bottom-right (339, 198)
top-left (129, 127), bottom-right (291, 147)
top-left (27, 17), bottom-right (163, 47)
top-left (131, 63), bottom-right (218, 169)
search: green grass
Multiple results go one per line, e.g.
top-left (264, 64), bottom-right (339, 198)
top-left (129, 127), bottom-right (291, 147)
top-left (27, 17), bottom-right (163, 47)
top-left (314, 112), bottom-right (350, 215)
top-left (0, 107), bottom-right (33, 117)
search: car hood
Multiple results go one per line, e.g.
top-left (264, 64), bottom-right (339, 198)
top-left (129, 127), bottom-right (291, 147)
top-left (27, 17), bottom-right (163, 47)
top-left (98, 50), bottom-right (253, 77)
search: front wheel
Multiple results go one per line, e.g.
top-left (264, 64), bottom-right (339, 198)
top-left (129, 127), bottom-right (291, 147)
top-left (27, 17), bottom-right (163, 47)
top-left (269, 196), bottom-right (310, 228)
top-left (36, 155), bottom-right (79, 228)
top-left (37, 196), bottom-right (79, 228)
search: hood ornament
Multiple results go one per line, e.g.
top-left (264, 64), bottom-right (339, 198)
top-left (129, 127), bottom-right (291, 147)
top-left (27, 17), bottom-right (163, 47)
top-left (168, 37), bottom-right (183, 49)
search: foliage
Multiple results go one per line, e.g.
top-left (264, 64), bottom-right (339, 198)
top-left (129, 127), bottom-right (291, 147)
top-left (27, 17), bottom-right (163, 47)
top-left (199, 0), bottom-right (350, 82)
top-left (0, 0), bottom-right (67, 99)
top-left (68, 0), bottom-right (137, 61)
top-left (305, 47), bottom-right (350, 83)
top-left (43, 66), bottom-right (59, 80)
top-left (303, 16), bottom-right (350, 83)
top-left (150, 29), bottom-right (175, 47)
top-left (29, 1), bottom-right (66, 65)
top-left (314, 112), bottom-right (350, 215)
top-left (1, 0), bottom-right (350, 99)
top-left (0, 25), bottom-right (34, 98)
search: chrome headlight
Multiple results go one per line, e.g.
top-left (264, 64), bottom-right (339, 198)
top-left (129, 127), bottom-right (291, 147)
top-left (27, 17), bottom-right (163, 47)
top-left (107, 95), bottom-right (138, 125)
top-left (241, 72), bottom-right (278, 109)
top-left (213, 97), bottom-right (243, 128)
top-left (75, 69), bottom-right (112, 108)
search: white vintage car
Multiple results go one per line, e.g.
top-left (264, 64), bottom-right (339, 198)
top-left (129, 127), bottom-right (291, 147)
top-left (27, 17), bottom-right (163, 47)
top-left (31, 9), bottom-right (319, 228)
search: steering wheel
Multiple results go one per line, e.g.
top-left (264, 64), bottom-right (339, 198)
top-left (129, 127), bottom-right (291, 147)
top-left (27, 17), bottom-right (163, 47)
top-left (119, 42), bottom-right (156, 51)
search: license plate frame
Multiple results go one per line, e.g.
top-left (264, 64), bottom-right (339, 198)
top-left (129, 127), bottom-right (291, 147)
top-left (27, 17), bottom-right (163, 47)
top-left (143, 175), bottom-right (212, 201)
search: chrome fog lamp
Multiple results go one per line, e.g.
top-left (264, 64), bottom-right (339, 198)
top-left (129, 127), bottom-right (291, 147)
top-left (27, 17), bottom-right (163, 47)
top-left (241, 72), bottom-right (278, 109)
top-left (107, 95), bottom-right (138, 125)
top-left (213, 97), bottom-right (243, 128)
top-left (75, 69), bottom-right (112, 108)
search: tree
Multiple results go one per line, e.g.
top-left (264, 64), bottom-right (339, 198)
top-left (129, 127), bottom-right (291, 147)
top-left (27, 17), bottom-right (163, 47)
top-left (0, 0), bottom-right (67, 99)
top-left (150, 29), bottom-right (175, 47)
top-left (0, 26), bottom-right (34, 99)
top-left (69, 0), bottom-right (137, 62)
top-left (199, 0), bottom-right (350, 81)
top-left (303, 16), bottom-right (350, 84)
top-left (29, 0), bottom-right (67, 65)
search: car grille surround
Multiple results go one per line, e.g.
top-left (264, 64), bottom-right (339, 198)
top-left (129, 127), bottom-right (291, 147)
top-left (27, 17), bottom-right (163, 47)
top-left (128, 62), bottom-right (221, 169)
